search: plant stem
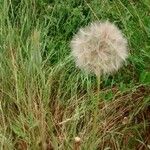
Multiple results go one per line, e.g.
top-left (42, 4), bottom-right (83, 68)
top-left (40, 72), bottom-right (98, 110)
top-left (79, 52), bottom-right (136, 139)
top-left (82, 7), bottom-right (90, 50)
top-left (97, 75), bottom-right (101, 99)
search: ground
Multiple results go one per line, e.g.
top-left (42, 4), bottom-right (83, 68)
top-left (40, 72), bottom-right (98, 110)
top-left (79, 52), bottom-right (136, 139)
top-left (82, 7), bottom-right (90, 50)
top-left (0, 0), bottom-right (150, 149)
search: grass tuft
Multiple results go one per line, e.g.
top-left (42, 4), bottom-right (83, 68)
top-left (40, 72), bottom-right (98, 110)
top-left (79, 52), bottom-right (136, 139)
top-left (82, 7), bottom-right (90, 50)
top-left (0, 0), bottom-right (150, 149)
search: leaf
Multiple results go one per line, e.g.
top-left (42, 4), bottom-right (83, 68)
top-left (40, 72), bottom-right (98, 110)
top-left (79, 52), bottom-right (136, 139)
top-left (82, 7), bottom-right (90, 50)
top-left (139, 71), bottom-right (150, 84)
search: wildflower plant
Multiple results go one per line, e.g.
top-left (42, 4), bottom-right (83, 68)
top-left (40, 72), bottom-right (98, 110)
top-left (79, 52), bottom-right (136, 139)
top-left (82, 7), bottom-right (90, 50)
top-left (71, 21), bottom-right (128, 76)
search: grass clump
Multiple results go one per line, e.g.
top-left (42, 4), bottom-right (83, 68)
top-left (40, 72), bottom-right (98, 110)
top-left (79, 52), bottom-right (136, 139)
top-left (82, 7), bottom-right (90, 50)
top-left (0, 0), bottom-right (150, 149)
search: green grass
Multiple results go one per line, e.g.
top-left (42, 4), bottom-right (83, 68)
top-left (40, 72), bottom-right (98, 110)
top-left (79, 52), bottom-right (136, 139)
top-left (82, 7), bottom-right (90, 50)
top-left (0, 0), bottom-right (150, 149)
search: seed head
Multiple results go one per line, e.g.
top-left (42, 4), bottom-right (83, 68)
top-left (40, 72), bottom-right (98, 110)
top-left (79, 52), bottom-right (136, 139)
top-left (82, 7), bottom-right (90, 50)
top-left (71, 21), bottom-right (128, 75)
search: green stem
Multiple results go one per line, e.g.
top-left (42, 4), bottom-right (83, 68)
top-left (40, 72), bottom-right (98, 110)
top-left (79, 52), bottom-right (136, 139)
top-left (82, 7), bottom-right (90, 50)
top-left (97, 75), bottom-right (101, 99)
top-left (93, 75), bottom-right (101, 129)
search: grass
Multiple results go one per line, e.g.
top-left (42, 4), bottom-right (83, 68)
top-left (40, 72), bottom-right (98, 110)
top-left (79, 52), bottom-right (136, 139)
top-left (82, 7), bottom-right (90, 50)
top-left (0, 0), bottom-right (150, 149)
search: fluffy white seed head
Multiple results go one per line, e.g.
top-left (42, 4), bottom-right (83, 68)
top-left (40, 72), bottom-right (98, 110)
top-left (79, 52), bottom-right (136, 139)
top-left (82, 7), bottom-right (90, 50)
top-left (71, 21), bottom-right (128, 76)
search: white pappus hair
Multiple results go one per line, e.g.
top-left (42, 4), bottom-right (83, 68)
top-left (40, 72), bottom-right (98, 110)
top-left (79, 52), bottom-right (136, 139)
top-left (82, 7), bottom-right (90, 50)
top-left (71, 21), bottom-right (128, 76)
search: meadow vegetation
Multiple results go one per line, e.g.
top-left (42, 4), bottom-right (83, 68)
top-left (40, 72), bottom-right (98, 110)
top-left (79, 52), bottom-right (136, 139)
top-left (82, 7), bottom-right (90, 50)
top-left (0, 0), bottom-right (150, 149)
